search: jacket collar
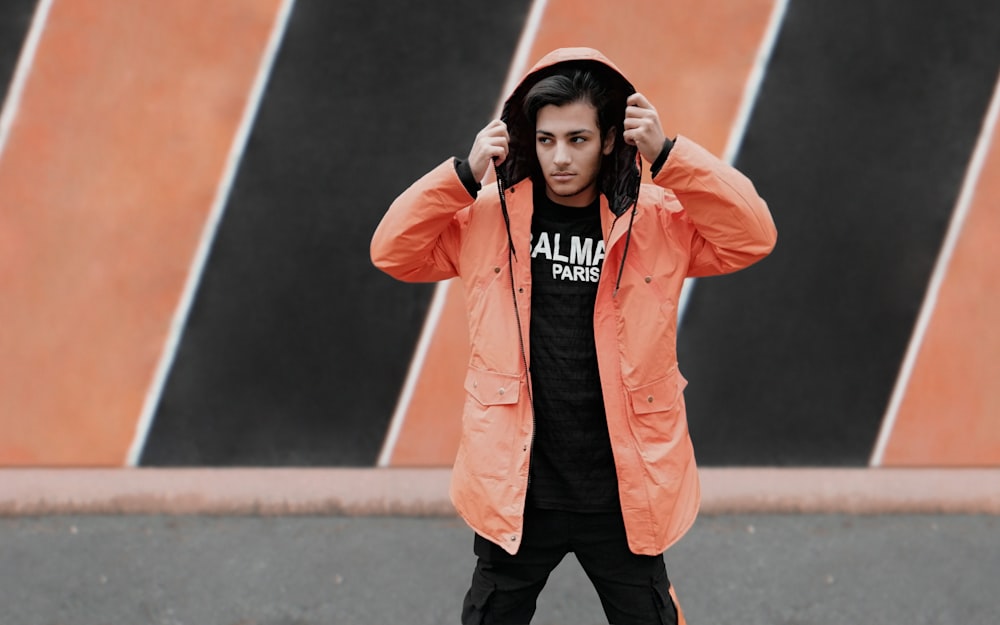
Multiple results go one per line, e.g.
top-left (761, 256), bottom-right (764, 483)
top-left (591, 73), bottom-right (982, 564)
top-left (504, 177), bottom-right (638, 255)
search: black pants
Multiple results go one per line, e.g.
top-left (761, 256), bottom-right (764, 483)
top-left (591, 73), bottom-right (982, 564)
top-left (461, 504), bottom-right (678, 625)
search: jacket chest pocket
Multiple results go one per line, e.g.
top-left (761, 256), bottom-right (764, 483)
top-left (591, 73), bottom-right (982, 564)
top-left (459, 368), bottom-right (522, 479)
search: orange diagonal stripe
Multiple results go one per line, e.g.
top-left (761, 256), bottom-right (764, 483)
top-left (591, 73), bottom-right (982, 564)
top-left (0, 0), bottom-right (285, 465)
top-left (881, 90), bottom-right (1000, 466)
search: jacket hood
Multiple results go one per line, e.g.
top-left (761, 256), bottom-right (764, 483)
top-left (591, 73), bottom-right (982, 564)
top-left (498, 47), bottom-right (641, 217)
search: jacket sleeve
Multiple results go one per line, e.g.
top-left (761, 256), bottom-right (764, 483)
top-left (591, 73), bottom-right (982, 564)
top-left (652, 135), bottom-right (777, 277)
top-left (370, 159), bottom-right (472, 282)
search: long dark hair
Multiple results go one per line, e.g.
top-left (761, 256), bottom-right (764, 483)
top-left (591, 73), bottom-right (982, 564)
top-left (499, 61), bottom-right (639, 216)
top-left (522, 70), bottom-right (622, 199)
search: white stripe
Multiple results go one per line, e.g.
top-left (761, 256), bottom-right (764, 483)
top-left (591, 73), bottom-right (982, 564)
top-left (0, 0), bottom-right (54, 162)
top-left (870, 71), bottom-right (1000, 467)
top-left (376, 280), bottom-right (453, 467)
top-left (495, 0), bottom-right (549, 119)
top-left (376, 0), bottom-right (549, 467)
top-left (678, 0), bottom-right (789, 325)
top-left (126, 0), bottom-right (297, 466)
top-left (721, 0), bottom-right (789, 165)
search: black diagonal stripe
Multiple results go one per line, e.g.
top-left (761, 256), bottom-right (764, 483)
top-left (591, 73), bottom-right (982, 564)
top-left (0, 1), bottom-right (38, 110)
top-left (141, 1), bottom-right (532, 466)
top-left (678, 0), bottom-right (1000, 465)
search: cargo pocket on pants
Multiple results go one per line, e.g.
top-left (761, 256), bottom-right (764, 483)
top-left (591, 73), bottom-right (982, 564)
top-left (461, 573), bottom-right (496, 625)
top-left (652, 569), bottom-right (679, 625)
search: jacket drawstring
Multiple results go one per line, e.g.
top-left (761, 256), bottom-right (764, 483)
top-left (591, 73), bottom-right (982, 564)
top-left (494, 158), bottom-right (532, 403)
top-left (613, 157), bottom-right (642, 297)
top-left (494, 158), bottom-right (517, 261)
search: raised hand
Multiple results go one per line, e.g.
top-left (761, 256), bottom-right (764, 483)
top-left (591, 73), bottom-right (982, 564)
top-left (468, 119), bottom-right (510, 181)
top-left (623, 93), bottom-right (669, 163)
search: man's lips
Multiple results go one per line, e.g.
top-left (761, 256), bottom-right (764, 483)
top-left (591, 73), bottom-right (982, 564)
top-left (550, 172), bottom-right (575, 180)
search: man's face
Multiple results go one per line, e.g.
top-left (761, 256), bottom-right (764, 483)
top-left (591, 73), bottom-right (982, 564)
top-left (535, 100), bottom-right (614, 207)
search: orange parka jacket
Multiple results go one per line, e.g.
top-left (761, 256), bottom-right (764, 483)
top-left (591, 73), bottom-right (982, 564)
top-left (371, 48), bottom-right (777, 556)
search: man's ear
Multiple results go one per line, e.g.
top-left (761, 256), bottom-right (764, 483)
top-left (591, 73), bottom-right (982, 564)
top-left (603, 128), bottom-right (616, 155)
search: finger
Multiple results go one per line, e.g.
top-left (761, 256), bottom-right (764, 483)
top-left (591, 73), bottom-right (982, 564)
top-left (479, 120), bottom-right (505, 139)
top-left (622, 118), bottom-right (648, 133)
top-left (485, 137), bottom-right (509, 152)
top-left (482, 126), bottom-right (510, 142)
top-left (627, 92), bottom-right (653, 109)
top-left (622, 116), bottom-right (642, 130)
top-left (486, 142), bottom-right (508, 160)
top-left (625, 105), bottom-right (656, 121)
top-left (490, 145), bottom-right (508, 165)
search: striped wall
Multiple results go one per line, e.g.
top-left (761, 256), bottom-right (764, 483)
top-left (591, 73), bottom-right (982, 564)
top-left (1, 0), bottom-right (998, 467)
top-left (0, 0), bottom-right (290, 464)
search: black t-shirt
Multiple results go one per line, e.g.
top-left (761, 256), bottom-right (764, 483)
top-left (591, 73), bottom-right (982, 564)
top-left (527, 188), bottom-right (619, 511)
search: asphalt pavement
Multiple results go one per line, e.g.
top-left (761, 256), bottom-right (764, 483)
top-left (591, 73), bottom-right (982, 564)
top-left (3, 512), bottom-right (998, 625)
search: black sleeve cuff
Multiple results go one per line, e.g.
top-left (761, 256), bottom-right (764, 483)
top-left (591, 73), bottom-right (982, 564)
top-left (649, 137), bottom-right (675, 177)
top-left (454, 158), bottom-right (482, 199)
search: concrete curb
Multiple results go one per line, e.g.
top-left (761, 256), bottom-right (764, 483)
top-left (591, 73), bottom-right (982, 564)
top-left (1, 467), bottom-right (998, 516)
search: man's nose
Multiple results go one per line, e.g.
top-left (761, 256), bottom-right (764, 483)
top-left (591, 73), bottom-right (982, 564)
top-left (553, 142), bottom-right (571, 166)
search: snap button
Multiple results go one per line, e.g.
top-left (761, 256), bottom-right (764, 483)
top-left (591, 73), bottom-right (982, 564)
top-left (510, 535), bottom-right (517, 541)
top-left (494, 267), bottom-right (501, 273)
top-left (472, 380), bottom-right (478, 388)
top-left (644, 276), bottom-right (652, 283)
top-left (647, 395), bottom-right (654, 403)
top-left (498, 387), bottom-right (505, 395)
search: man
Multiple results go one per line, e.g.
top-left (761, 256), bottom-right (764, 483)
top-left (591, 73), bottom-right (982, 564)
top-left (371, 48), bottom-right (776, 625)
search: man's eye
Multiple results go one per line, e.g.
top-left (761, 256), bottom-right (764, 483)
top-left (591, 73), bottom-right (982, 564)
top-left (571, 137), bottom-right (586, 143)
top-left (538, 137), bottom-right (551, 144)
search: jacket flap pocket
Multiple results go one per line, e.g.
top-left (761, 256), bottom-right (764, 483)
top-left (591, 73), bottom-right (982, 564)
top-left (628, 368), bottom-right (687, 415)
top-left (465, 368), bottom-right (521, 406)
